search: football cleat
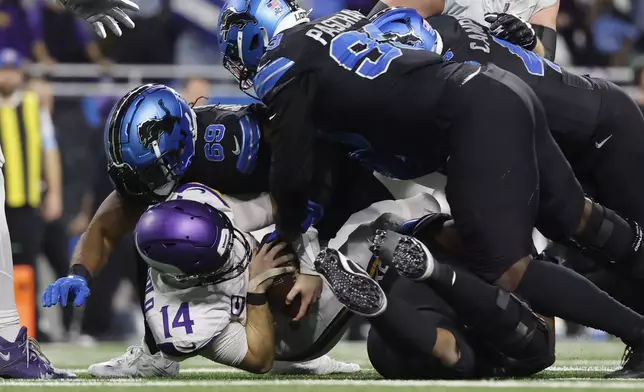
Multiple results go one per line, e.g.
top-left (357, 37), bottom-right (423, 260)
top-left (605, 344), bottom-right (644, 379)
top-left (0, 327), bottom-right (76, 379)
top-left (314, 248), bottom-right (387, 317)
top-left (370, 229), bottom-right (435, 281)
top-left (88, 345), bottom-right (179, 378)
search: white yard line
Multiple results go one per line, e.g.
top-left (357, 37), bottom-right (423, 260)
top-left (65, 366), bottom-right (618, 374)
top-left (68, 368), bottom-right (246, 374)
top-left (3, 380), bottom-right (644, 388)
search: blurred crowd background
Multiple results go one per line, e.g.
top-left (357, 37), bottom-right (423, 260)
top-left (0, 0), bottom-right (641, 345)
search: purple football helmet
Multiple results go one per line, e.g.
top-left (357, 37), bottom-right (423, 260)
top-left (135, 199), bottom-right (251, 287)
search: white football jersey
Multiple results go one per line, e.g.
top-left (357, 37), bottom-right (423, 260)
top-left (144, 182), bottom-right (441, 364)
top-left (143, 183), bottom-right (252, 357)
top-left (443, 0), bottom-right (557, 23)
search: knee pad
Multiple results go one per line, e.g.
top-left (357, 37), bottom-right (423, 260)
top-left (467, 289), bottom-right (554, 375)
top-left (573, 201), bottom-right (639, 267)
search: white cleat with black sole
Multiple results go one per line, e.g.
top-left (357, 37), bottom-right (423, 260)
top-left (370, 229), bottom-right (435, 281)
top-left (314, 248), bottom-right (387, 317)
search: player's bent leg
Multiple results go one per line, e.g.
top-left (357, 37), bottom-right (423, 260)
top-left (366, 309), bottom-right (475, 380)
top-left (443, 65), bottom-right (539, 284)
top-left (445, 66), bottom-right (644, 378)
top-left (590, 78), bottom-right (644, 226)
top-left (87, 344), bottom-right (179, 378)
top-left (371, 228), bottom-right (552, 377)
top-left (317, 252), bottom-right (474, 378)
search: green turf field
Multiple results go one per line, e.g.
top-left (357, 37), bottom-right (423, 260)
top-left (1, 339), bottom-right (640, 392)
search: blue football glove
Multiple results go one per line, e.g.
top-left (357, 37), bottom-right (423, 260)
top-left (265, 230), bottom-right (280, 243)
top-left (42, 275), bottom-right (90, 308)
top-left (265, 201), bottom-right (325, 243)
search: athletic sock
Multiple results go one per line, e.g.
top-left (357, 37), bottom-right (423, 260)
top-left (515, 259), bottom-right (644, 344)
top-left (424, 262), bottom-right (521, 331)
top-left (0, 310), bottom-right (21, 343)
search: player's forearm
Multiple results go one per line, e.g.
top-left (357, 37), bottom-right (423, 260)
top-left (43, 148), bottom-right (62, 197)
top-left (380, 0), bottom-right (442, 17)
top-left (230, 193), bottom-right (274, 232)
top-left (532, 39), bottom-right (545, 58)
top-left (70, 191), bottom-right (144, 275)
top-left (242, 302), bottom-right (275, 373)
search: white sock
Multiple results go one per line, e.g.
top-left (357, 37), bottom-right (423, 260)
top-left (0, 170), bottom-right (22, 343)
top-left (0, 310), bottom-right (20, 343)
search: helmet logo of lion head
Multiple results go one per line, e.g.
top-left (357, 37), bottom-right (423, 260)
top-left (138, 99), bottom-right (181, 149)
top-left (219, 1), bottom-right (259, 42)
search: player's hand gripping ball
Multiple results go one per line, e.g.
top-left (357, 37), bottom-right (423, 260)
top-left (260, 234), bottom-right (302, 319)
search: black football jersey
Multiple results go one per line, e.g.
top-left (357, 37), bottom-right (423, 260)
top-left (181, 103), bottom-right (271, 194)
top-left (429, 15), bottom-right (601, 137)
top-left (255, 9), bottom-right (472, 237)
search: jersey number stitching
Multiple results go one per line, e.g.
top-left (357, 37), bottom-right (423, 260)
top-left (204, 124), bottom-right (226, 162)
top-left (492, 36), bottom-right (561, 76)
top-left (161, 303), bottom-right (195, 339)
top-left (330, 24), bottom-right (403, 80)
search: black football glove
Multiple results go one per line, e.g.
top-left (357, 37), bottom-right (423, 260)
top-left (59, 0), bottom-right (139, 38)
top-left (484, 12), bottom-right (537, 51)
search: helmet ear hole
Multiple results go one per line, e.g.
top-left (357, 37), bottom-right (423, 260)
top-left (249, 34), bottom-right (260, 50)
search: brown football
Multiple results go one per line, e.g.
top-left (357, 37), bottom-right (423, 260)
top-left (266, 271), bottom-right (301, 319)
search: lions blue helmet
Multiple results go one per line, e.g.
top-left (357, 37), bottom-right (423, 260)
top-left (105, 84), bottom-right (197, 203)
top-left (371, 7), bottom-right (443, 54)
top-left (218, 0), bottom-right (309, 90)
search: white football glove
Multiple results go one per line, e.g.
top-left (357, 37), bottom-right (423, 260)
top-left (59, 0), bottom-right (140, 38)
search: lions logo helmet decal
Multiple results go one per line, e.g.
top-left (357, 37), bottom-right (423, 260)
top-left (219, 1), bottom-right (259, 41)
top-left (137, 99), bottom-right (181, 149)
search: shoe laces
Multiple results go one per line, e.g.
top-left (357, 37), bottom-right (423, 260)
top-left (122, 346), bottom-right (145, 366)
top-left (620, 345), bottom-right (643, 369)
top-left (25, 337), bottom-right (52, 367)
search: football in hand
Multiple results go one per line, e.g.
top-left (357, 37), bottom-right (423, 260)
top-left (259, 234), bottom-right (301, 318)
top-left (266, 269), bottom-right (301, 319)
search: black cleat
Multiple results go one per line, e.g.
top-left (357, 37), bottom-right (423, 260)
top-left (369, 229), bottom-right (435, 281)
top-left (314, 248), bottom-right (387, 317)
top-left (605, 346), bottom-right (644, 378)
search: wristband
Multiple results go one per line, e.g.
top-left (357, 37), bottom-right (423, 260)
top-left (247, 292), bottom-right (268, 306)
top-left (69, 264), bottom-right (93, 286)
top-left (533, 25), bottom-right (557, 61)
